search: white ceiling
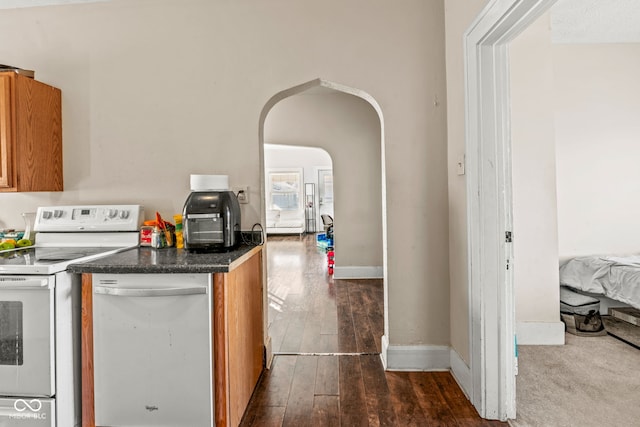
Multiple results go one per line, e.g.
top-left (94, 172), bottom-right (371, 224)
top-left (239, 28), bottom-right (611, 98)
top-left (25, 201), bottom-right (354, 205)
top-left (551, 0), bottom-right (640, 44)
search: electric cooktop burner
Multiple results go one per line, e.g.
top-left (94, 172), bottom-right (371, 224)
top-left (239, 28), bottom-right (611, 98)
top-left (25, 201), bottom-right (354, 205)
top-left (34, 247), bottom-right (117, 261)
top-left (0, 246), bottom-right (132, 274)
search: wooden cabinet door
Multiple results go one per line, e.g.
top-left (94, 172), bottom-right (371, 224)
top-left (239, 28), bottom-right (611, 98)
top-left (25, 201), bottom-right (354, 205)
top-left (227, 251), bottom-right (264, 427)
top-left (0, 73), bottom-right (13, 189)
top-left (13, 75), bottom-right (63, 192)
top-left (0, 72), bottom-right (62, 192)
top-left (214, 248), bottom-right (265, 427)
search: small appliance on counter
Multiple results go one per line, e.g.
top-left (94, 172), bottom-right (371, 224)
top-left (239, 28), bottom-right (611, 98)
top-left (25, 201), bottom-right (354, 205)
top-left (183, 174), bottom-right (241, 251)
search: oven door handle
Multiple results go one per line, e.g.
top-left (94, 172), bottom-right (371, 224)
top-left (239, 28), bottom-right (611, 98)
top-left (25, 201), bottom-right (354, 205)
top-left (94, 285), bottom-right (207, 297)
top-left (0, 278), bottom-right (52, 290)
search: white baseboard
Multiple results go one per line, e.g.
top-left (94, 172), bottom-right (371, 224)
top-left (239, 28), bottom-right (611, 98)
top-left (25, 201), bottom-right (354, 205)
top-left (383, 342), bottom-right (450, 371)
top-left (516, 321), bottom-right (565, 345)
top-left (264, 335), bottom-right (273, 369)
top-left (333, 265), bottom-right (383, 279)
top-left (381, 338), bottom-right (471, 398)
top-left (380, 335), bottom-right (389, 369)
top-left (449, 348), bottom-right (472, 399)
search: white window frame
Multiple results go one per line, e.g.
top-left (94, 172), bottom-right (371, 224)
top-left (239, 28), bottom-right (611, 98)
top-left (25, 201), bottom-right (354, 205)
top-left (267, 168), bottom-right (303, 211)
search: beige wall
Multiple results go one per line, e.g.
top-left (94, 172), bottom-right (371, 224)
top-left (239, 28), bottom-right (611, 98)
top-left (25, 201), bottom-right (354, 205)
top-left (265, 92), bottom-right (383, 269)
top-left (0, 0), bottom-right (449, 347)
top-left (554, 44), bottom-right (640, 259)
top-left (444, 0), bottom-right (490, 364)
top-left (510, 13), bottom-right (560, 323)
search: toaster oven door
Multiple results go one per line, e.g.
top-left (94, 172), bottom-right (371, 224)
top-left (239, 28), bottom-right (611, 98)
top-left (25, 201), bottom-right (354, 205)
top-left (185, 214), bottom-right (224, 244)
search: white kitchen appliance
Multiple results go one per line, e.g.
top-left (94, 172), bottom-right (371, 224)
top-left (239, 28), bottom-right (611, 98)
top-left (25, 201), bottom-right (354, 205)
top-left (0, 205), bottom-right (143, 427)
top-left (92, 273), bottom-right (214, 427)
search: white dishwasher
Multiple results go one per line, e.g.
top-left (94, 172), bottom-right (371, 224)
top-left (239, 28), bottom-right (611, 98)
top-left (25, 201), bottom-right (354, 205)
top-left (92, 273), bottom-right (214, 427)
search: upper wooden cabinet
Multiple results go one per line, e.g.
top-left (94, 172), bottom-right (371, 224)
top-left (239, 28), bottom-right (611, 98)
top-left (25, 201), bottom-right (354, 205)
top-left (0, 71), bottom-right (62, 192)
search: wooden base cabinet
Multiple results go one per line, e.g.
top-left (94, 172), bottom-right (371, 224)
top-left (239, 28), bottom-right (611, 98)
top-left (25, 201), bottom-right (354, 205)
top-left (214, 249), bottom-right (265, 427)
top-left (0, 71), bottom-right (62, 192)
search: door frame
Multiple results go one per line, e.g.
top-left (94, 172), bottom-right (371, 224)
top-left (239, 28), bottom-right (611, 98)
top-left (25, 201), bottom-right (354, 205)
top-left (464, 0), bottom-right (557, 420)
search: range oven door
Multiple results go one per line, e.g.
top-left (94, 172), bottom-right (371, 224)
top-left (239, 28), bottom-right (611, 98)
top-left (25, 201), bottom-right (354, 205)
top-left (0, 276), bottom-right (55, 397)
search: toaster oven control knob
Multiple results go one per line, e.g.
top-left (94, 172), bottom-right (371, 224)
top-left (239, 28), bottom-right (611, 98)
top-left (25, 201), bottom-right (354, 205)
top-left (42, 211), bottom-right (52, 219)
top-left (119, 210), bottom-right (130, 219)
top-left (54, 210), bottom-right (64, 218)
top-left (108, 209), bottom-right (118, 219)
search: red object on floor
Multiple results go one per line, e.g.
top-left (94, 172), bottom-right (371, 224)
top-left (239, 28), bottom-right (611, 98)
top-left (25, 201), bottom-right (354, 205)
top-left (327, 248), bottom-right (335, 274)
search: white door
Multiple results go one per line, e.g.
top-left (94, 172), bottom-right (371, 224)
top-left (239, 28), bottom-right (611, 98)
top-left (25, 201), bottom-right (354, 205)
top-left (0, 277), bottom-right (55, 397)
top-left (92, 274), bottom-right (213, 427)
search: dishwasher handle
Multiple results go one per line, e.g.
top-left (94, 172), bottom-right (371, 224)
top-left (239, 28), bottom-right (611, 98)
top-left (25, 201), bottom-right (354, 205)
top-left (94, 285), bottom-right (207, 297)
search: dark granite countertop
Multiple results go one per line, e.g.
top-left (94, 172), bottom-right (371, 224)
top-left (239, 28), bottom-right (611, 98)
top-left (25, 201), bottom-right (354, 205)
top-left (67, 244), bottom-right (262, 274)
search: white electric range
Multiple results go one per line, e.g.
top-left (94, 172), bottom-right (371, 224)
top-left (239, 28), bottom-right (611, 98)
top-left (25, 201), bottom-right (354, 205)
top-left (0, 205), bottom-right (143, 427)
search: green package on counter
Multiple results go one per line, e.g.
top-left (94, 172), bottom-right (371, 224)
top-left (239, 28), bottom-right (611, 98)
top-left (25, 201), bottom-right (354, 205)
top-left (151, 228), bottom-right (167, 249)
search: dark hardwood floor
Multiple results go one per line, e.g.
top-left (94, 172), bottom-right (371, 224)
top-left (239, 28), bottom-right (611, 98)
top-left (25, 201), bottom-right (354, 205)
top-left (267, 234), bottom-right (383, 354)
top-left (242, 234), bottom-right (507, 427)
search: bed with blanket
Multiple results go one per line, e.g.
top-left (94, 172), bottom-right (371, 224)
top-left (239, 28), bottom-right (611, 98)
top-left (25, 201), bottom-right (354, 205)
top-left (559, 255), bottom-right (640, 310)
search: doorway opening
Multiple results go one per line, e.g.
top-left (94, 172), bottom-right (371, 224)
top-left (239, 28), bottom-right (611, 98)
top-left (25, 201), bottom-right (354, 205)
top-left (458, 0), bottom-right (640, 421)
top-left (507, 2), bottom-right (640, 426)
top-left (264, 145), bottom-right (334, 237)
top-left (258, 78), bottom-right (387, 363)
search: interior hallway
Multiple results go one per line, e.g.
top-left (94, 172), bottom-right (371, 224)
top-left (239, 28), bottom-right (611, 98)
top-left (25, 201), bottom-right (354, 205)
top-left (241, 235), bottom-right (507, 426)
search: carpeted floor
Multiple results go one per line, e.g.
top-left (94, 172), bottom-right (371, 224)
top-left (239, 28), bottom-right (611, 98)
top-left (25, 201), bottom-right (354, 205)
top-left (510, 332), bottom-right (640, 427)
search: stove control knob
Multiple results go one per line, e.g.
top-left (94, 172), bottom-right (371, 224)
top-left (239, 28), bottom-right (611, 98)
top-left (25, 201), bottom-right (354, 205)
top-left (119, 210), bottom-right (130, 219)
top-left (54, 210), bottom-right (64, 218)
top-left (108, 209), bottom-right (118, 219)
top-left (42, 211), bottom-right (52, 219)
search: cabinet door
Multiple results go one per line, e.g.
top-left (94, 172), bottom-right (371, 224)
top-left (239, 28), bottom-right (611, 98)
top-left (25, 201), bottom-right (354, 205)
top-left (226, 251), bottom-right (264, 426)
top-left (0, 72), bottom-right (62, 193)
top-left (0, 74), bottom-right (12, 189)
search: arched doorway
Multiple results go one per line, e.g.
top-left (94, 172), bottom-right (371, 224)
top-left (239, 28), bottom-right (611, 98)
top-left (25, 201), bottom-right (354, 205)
top-left (258, 79), bottom-right (387, 364)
